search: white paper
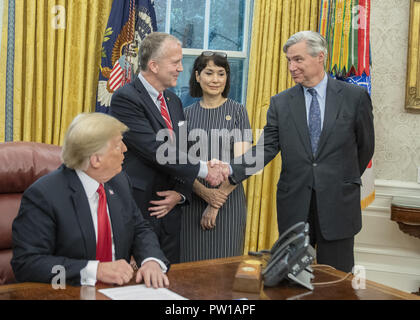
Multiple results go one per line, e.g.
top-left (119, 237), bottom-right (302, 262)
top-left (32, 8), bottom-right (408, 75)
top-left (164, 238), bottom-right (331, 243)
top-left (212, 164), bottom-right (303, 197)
top-left (98, 284), bottom-right (188, 300)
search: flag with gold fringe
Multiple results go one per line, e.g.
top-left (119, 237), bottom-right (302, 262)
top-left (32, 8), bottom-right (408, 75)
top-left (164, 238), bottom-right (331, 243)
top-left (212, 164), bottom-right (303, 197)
top-left (319, 0), bottom-right (375, 209)
top-left (95, 0), bottom-right (157, 113)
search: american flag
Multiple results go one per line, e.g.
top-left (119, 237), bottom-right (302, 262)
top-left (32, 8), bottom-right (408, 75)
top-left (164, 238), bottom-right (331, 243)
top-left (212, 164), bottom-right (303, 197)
top-left (95, 0), bottom-right (157, 113)
top-left (109, 61), bottom-right (126, 93)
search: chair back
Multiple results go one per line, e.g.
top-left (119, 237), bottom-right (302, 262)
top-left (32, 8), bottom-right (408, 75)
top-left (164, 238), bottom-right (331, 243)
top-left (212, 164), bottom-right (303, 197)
top-left (0, 142), bottom-right (62, 284)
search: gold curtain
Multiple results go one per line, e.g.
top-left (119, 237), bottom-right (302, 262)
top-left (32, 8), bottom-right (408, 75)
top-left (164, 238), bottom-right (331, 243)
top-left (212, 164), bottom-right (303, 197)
top-left (243, 0), bottom-right (320, 253)
top-left (0, 0), bottom-right (112, 144)
top-left (0, 1), bottom-right (9, 142)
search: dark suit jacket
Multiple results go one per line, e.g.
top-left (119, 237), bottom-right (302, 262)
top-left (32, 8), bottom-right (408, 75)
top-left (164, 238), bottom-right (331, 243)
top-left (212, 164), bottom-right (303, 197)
top-left (11, 165), bottom-right (168, 285)
top-left (231, 77), bottom-right (375, 240)
top-left (109, 78), bottom-right (199, 234)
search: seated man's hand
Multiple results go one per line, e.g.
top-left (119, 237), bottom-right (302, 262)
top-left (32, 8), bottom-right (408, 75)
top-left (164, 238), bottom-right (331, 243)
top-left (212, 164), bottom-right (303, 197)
top-left (97, 259), bottom-right (134, 285)
top-left (136, 260), bottom-right (169, 289)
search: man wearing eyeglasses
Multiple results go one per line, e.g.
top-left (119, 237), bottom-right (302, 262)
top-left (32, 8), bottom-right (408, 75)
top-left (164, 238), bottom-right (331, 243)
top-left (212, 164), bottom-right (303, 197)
top-left (110, 32), bottom-right (229, 264)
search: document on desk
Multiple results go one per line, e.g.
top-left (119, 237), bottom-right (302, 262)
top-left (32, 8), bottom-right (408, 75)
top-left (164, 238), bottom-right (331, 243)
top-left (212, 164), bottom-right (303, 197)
top-left (98, 285), bottom-right (188, 300)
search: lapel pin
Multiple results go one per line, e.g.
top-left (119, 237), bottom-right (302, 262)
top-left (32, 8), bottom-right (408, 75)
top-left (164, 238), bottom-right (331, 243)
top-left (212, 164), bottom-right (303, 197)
top-left (109, 189), bottom-right (114, 195)
top-left (225, 115), bottom-right (232, 121)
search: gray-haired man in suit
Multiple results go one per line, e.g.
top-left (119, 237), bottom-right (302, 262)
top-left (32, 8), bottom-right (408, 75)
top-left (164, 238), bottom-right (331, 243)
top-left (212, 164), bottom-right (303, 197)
top-left (229, 31), bottom-right (374, 272)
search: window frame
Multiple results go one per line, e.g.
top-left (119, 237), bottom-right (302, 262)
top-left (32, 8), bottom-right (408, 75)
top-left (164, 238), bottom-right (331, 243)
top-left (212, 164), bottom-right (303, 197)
top-left (159, 0), bottom-right (253, 104)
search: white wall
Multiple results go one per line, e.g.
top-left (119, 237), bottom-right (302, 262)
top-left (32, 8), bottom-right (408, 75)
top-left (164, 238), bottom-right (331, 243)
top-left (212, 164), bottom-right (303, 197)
top-left (371, 0), bottom-right (420, 182)
top-left (355, 181), bottom-right (420, 293)
top-left (354, 0), bottom-right (420, 294)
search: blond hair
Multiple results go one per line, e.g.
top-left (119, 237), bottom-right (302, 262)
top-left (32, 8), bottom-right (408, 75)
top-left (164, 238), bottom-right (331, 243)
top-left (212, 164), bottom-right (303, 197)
top-left (62, 112), bottom-right (128, 170)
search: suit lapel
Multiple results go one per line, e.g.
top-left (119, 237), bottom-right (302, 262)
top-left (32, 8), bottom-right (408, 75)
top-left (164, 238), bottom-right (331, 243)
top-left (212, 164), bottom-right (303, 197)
top-left (66, 167), bottom-right (97, 260)
top-left (289, 85), bottom-right (313, 157)
top-left (164, 92), bottom-right (181, 136)
top-left (315, 77), bottom-right (343, 157)
top-left (133, 78), bottom-right (167, 129)
top-left (104, 182), bottom-right (124, 260)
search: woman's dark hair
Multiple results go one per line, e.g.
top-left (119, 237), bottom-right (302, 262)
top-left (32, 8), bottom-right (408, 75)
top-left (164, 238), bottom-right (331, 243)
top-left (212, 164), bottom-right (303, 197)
top-left (189, 52), bottom-right (231, 98)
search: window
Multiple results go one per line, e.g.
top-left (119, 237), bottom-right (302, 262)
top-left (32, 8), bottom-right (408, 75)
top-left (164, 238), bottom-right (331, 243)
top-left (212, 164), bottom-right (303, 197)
top-left (155, 0), bottom-right (253, 107)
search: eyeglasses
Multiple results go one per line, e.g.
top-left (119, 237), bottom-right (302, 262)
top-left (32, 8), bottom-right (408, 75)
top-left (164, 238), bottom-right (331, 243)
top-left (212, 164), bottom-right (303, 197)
top-left (201, 51), bottom-right (228, 58)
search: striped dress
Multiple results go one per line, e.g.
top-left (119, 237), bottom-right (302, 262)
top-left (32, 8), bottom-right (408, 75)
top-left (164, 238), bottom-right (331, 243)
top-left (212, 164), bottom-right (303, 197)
top-left (180, 99), bottom-right (252, 262)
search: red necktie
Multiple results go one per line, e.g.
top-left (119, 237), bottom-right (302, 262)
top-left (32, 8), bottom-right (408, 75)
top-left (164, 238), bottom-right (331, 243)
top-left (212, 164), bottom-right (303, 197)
top-left (158, 92), bottom-right (173, 138)
top-left (96, 184), bottom-right (112, 262)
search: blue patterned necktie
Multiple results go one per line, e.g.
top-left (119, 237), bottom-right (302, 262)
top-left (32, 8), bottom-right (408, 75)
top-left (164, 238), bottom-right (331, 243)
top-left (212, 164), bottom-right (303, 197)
top-left (308, 88), bottom-right (321, 155)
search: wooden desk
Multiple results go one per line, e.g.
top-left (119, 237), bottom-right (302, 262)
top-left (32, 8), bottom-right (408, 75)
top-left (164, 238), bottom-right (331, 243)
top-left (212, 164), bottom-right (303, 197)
top-left (391, 196), bottom-right (420, 239)
top-left (0, 256), bottom-right (418, 300)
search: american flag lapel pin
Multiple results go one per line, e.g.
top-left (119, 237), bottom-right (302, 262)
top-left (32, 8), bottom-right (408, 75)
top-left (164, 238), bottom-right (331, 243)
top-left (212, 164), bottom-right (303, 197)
top-left (109, 189), bottom-right (114, 195)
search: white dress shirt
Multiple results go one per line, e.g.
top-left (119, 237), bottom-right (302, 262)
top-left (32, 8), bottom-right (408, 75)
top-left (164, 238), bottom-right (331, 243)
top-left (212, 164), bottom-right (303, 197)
top-left (76, 170), bottom-right (167, 286)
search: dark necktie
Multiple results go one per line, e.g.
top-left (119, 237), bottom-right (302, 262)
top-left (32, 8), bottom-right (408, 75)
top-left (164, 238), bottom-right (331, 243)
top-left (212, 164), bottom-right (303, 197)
top-left (96, 184), bottom-right (112, 262)
top-left (158, 92), bottom-right (173, 138)
top-left (308, 88), bottom-right (321, 155)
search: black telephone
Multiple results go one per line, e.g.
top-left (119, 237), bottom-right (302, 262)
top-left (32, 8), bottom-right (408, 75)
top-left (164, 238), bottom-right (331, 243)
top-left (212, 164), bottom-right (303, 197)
top-left (261, 222), bottom-right (315, 290)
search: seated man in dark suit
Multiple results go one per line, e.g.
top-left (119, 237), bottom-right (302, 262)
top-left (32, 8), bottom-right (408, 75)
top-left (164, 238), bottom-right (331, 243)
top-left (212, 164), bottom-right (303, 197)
top-left (11, 112), bottom-right (169, 287)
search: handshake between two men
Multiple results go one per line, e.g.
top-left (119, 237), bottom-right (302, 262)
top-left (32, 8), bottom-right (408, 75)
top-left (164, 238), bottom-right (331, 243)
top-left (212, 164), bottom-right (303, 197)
top-left (205, 159), bottom-right (231, 187)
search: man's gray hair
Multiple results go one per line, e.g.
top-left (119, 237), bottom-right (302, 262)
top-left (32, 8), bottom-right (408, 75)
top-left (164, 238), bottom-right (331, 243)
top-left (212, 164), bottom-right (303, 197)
top-left (283, 31), bottom-right (327, 62)
top-left (139, 32), bottom-right (181, 71)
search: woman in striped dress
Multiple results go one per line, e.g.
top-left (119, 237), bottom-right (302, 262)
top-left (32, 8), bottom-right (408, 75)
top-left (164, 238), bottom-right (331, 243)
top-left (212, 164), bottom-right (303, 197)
top-left (180, 51), bottom-right (252, 262)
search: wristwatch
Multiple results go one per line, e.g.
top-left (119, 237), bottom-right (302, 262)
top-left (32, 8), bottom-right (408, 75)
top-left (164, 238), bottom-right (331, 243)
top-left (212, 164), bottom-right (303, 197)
top-left (228, 175), bottom-right (238, 186)
top-left (178, 193), bottom-right (186, 204)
